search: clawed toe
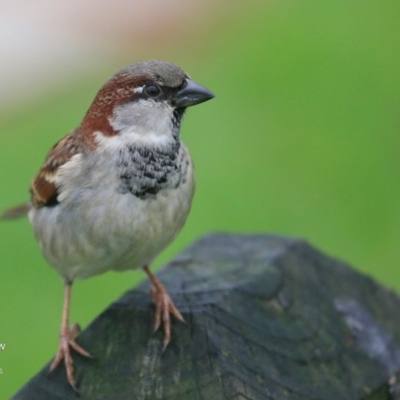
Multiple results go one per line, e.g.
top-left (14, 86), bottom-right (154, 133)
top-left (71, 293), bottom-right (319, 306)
top-left (151, 286), bottom-right (185, 350)
top-left (49, 325), bottom-right (92, 391)
top-left (144, 266), bottom-right (185, 351)
top-left (50, 284), bottom-right (92, 391)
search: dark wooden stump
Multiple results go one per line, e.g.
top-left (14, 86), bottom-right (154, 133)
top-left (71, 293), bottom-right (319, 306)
top-left (12, 234), bottom-right (400, 399)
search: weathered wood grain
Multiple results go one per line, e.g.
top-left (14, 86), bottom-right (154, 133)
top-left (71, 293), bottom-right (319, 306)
top-left (12, 234), bottom-right (400, 399)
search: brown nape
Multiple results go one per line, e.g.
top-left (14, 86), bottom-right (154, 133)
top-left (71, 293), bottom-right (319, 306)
top-left (80, 75), bottom-right (150, 138)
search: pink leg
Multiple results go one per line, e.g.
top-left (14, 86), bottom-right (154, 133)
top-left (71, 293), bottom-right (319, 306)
top-left (143, 266), bottom-right (185, 351)
top-left (49, 282), bottom-right (92, 391)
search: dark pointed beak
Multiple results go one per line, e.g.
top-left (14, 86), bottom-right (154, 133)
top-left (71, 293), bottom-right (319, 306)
top-left (172, 79), bottom-right (215, 108)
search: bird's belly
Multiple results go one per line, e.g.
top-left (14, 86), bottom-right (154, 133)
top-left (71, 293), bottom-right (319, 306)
top-left (29, 179), bottom-right (194, 281)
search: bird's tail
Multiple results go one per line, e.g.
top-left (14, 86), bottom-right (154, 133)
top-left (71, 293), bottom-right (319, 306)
top-left (1, 203), bottom-right (30, 219)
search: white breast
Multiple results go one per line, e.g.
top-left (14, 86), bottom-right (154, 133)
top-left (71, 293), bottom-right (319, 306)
top-left (29, 143), bottom-right (195, 282)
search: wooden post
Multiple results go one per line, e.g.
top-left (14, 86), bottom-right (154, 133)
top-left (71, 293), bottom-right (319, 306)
top-left (12, 234), bottom-right (400, 399)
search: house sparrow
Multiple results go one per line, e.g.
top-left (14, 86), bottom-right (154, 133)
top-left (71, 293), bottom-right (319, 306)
top-left (2, 60), bottom-right (214, 390)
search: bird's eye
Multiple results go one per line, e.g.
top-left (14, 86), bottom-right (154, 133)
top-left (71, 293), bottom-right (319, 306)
top-left (144, 85), bottom-right (161, 98)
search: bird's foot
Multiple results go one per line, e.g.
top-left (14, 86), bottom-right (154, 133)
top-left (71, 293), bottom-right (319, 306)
top-left (49, 323), bottom-right (92, 391)
top-left (150, 282), bottom-right (185, 352)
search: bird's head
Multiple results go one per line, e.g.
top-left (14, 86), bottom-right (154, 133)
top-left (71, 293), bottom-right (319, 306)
top-left (81, 60), bottom-right (214, 149)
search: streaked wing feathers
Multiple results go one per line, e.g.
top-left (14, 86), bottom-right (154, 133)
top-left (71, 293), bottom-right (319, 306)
top-left (30, 130), bottom-right (82, 208)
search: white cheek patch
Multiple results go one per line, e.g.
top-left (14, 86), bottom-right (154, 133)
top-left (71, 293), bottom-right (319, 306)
top-left (94, 130), bottom-right (141, 152)
top-left (105, 99), bottom-right (176, 149)
top-left (94, 130), bottom-right (173, 151)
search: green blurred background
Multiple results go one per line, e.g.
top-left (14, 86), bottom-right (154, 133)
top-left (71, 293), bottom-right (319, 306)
top-left (1, 0), bottom-right (400, 397)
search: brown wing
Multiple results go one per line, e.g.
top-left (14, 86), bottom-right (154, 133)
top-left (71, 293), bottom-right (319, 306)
top-left (1, 129), bottom-right (84, 219)
top-left (30, 129), bottom-right (83, 208)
